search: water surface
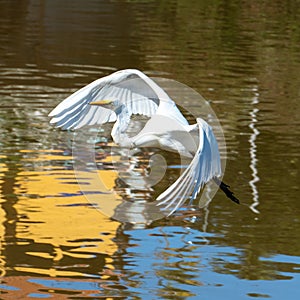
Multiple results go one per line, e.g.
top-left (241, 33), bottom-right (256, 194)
top-left (0, 0), bottom-right (300, 299)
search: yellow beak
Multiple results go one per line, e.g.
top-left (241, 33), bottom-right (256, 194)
top-left (89, 100), bottom-right (112, 106)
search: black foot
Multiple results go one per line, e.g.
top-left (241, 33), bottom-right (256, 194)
top-left (213, 177), bottom-right (240, 204)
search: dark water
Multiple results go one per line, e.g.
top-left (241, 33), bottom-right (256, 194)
top-left (1, 0), bottom-right (300, 299)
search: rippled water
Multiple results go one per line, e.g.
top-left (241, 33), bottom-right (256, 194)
top-left (1, 0), bottom-right (300, 299)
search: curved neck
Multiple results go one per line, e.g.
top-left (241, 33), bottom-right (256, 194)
top-left (111, 104), bottom-right (132, 147)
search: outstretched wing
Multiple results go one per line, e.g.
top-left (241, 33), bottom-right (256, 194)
top-left (156, 118), bottom-right (222, 215)
top-left (49, 69), bottom-right (169, 130)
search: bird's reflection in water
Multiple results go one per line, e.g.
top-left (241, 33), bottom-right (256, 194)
top-left (90, 135), bottom-right (208, 225)
top-left (68, 107), bottom-right (220, 225)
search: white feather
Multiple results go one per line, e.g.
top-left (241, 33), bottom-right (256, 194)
top-left (156, 118), bottom-right (221, 215)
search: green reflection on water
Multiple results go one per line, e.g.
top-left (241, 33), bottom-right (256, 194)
top-left (0, 0), bottom-right (300, 298)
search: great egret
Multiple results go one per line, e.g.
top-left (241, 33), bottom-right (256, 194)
top-left (49, 69), bottom-right (239, 214)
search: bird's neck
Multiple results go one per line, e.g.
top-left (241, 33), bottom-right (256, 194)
top-left (111, 105), bottom-right (132, 147)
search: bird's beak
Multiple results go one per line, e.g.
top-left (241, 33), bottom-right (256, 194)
top-left (89, 100), bottom-right (112, 106)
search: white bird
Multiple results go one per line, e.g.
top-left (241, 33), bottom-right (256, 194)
top-left (49, 69), bottom-right (239, 215)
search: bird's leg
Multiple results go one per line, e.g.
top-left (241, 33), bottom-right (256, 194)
top-left (213, 177), bottom-right (240, 204)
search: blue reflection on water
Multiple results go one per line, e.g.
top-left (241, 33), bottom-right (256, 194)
top-left (0, 284), bottom-right (19, 291)
top-left (27, 293), bottom-right (52, 298)
top-left (119, 226), bottom-right (300, 300)
top-left (260, 254), bottom-right (300, 265)
top-left (28, 279), bottom-right (100, 291)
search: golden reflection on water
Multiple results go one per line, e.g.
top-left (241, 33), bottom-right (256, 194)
top-left (0, 158), bottom-right (7, 275)
top-left (1, 150), bottom-right (120, 279)
top-left (0, 160), bottom-right (6, 279)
